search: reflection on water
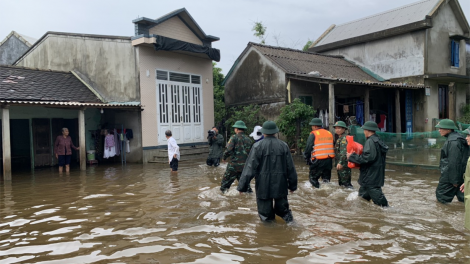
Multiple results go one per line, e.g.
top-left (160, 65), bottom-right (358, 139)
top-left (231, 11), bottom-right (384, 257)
top-left (0, 159), bottom-right (469, 263)
top-left (387, 149), bottom-right (440, 166)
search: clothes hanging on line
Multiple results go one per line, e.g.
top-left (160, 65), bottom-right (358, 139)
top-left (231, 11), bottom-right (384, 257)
top-left (114, 129), bottom-right (121, 156)
top-left (104, 134), bottom-right (116, 159)
top-left (356, 100), bottom-right (364, 126)
top-left (379, 114), bottom-right (387, 132)
top-left (370, 113), bottom-right (376, 122)
top-left (343, 105), bottom-right (349, 113)
top-left (126, 140), bottom-right (130, 153)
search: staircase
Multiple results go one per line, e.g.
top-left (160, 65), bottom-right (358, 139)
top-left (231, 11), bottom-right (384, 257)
top-left (148, 145), bottom-right (210, 163)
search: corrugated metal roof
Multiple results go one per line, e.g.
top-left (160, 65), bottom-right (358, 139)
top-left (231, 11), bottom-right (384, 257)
top-left (316, 0), bottom-right (441, 46)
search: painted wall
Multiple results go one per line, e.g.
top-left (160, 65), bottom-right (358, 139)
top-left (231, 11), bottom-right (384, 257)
top-left (225, 47), bottom-right (286, 106)
top-left (426, 2), bottom-right (467, 75)
top-left (15, 34), bottom-right (139, 102)
top-left (149, 17), bottom-right (203, 45)
top-left (322, 31), bottom-right (426, 80)
top-left (0, 35), bottom-right (30, 65)
top-left (137, 46), bottom-right (214, 151)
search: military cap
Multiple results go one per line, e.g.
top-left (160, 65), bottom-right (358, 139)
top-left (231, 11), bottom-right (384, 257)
top-left (462, 128), bottom-right (470, 135)
top-left (260, 121), bottom-right (279, 134)
top-left (333, 121), bottom-right (348, 129)
top-left (435, 119), bottom-right (458, 130)
top-left (232, 120), bottom-right (247, 129)
top-left (309, 118), bottom-right (323, 126)
top-left (361, 121), bottom-right (379, 131)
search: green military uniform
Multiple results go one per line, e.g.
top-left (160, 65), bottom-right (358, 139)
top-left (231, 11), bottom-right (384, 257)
top-left (462, 128), bottom-right (470, 230)
top-left (348, 121), bottom-right (389, 207)
top-left (435, 119), bottom-right (468, 203)
top-left (207, 133), bottom-right (224, 167)
top-left (238, 121), bottom-right (297, 223)
top-left (221, 121), bottom-right (253, 193)
top-left (333, 121), bottom-right (352, 188)
top-left (303, 118), bottom-right (333, 188)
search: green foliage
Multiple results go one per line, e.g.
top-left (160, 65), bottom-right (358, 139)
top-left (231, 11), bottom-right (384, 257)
top-left (458, 104), bottom-right (470, 124)
top-left (226, 104), bottom-right (266, 137)
top-left (302, 39), bottom-right (313, 51)
top-left (252, 21), bottom-right (267, 44)
top-left (276, 98), bottom-right (315, 151)
top-left (213, 63), bottom-right (225, 130)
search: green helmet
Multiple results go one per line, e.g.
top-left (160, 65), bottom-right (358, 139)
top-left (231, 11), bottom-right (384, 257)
top-left (462, 128), bottom-right (470, 135)
top-left (361, 121), bottom-right (379, 131)
top-left (309, 118), bottom-right (323, 126)
top-left (232, 120), bottom-right (247, 129)
top-left (333, 121), bottom-right (348, 129)
top-left (435, 119), bottom-right (458, 130)
top-left (260, 121), bottom-right (279, 134)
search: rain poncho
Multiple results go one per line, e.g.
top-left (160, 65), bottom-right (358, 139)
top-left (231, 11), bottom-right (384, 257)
top-left (464, 158), bottom-right (470, 230)
top-left (208, 134), bottom-right (224, 159)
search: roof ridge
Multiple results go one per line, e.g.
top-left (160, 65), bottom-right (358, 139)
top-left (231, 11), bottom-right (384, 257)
top-left (0, 65), bottom-right (71, 74)
top-left (249, 42), bottom-right (344, 58)
top-left (336, 0), bottom-right (435, 27)
top-left (263, 53), bottom-right (358, 68)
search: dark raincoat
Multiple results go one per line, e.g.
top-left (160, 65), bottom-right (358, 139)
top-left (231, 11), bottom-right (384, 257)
top-left (348, 134), bottom-right (388, 187)
top-left (438, 132), bottom-right (468, 186)
top-left (237, 136), bottom-right (297, 199)
top-left (208, 134), bottom-right (224, 159)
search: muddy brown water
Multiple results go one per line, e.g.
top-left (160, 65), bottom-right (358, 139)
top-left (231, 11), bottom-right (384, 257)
top-left (0, 159), bottom-right (469, 264)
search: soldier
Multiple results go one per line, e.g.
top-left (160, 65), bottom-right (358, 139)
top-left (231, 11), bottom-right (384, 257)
top-left (207, 127), bottom-right (224, 167)
top-left (347, 121), bottom-right (388, 207)
top-left (220, 120), bottom-right (253, 193)
top-left (303, 118), bottom-right (335, 188)
top-left (333, 121), bottom-right (353, 188)
top-left (435, 119), bottom-right (468, 204)
top-left (459, 128), bottom-right (470, 230)
top-left (238, 121), bottom-right (297, 223)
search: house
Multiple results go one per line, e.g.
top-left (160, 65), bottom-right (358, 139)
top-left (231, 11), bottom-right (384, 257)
top-left (223, 42), bottom-right (425, 134)
top-left (12, 8), bottom-right (220, 165)
top-left (0, 31), bottom-right (37, 65)
top-left (0, 65), bottom-right (141, 180)
top-left (310, 0), bottom-right (470, 132)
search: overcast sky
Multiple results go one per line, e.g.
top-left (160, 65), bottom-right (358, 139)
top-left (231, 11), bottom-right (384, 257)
top-left (1, 0), bottom-right (469, 75)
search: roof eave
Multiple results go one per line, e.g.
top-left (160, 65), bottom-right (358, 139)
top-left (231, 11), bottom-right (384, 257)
top-left (310, 17), bottom-right (433, 53)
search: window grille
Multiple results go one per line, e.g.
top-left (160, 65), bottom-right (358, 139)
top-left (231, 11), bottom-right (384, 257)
top-left (156, 70), bottom-right (168, 80)
top-left (169, 72), bottom-right (190, 83)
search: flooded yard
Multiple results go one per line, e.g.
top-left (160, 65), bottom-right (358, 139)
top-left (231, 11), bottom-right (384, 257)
top-left (0, 159), bottom-right (469, 263)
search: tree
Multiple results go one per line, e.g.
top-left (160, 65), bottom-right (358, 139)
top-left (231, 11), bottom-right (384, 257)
top-left (276, 98), bottom-right (315, 152)
top-left (226, 105), bottom-right (266, 138)
top-left (303, 39), bottom-right (313, 52)
top-left (252, 21), bottom-right (267, 44)
top-left (213, 63), bottom-right (225, 132)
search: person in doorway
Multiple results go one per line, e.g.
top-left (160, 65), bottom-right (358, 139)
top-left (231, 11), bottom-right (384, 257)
top-left (303, 118), bottom-right (335, 188)
top-left (459, 128), bottom-right (470, 230)
top-left (207, 127), bottom-right (224, 167)
top-left (347, 121), bottom-right (388, 207)
top-left (54, 127), bottom-right (79, 173)
top-left (165, 130), bottom-right (180, 172)
top-left (249, 125), bottom-right (264, 144)
top-left (333, 121), bottom-right (353, 188)
top-left (220, 120), bottom-right (252, 193)
top-left (435, 119), bottom-right (468, 204)
top-left (238, 121), bottom-right (297, 223)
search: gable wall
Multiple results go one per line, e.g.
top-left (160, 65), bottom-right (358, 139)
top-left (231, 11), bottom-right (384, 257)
top-left (224, 47), bottom-right (286, 106)
top-left (0, 35), bottom-right (30, 65)
top-left (149, 16), bottom-right (202, 45)
top-left (15, 35), bottom-right (139, 102)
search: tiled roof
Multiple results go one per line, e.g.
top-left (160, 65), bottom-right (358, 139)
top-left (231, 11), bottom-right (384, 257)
top-left (0, 100), bottom-right (141, 108)
top-left (250, 43), bottom-right (378, 81)
top-left (0, 66), bottom-right (101, 103)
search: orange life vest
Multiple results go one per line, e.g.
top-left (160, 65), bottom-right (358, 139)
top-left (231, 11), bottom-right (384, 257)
top-left (311, 128), bottom-right (335, 160)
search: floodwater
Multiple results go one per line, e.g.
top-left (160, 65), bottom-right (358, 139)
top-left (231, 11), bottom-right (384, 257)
top-left (387, 149), bottom-right (440, 166)
top-left (0, 159), bottom-right (469, 264)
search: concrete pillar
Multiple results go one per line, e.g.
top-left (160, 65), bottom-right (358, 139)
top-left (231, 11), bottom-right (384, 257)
top-left (395, 90), bottom-right (401, 133)
top-left (364, 88), bottom-right (370, 122)
top-left (328, 83), bottom-right (335, 132)
top-left (448, 82), bottom-right (456, 121)
top-left (2, 106), bottom-right (11, 180)
top-left (78, 108), bottom-right (86, 171)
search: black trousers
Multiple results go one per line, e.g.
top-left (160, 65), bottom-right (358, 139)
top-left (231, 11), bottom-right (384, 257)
top-left (309, 158), bottom-right (332, 188)
top-left (436, 181), bottom-right (464, 203)
top-left (358, 186), bottom-right (388, 207)
top-left (169, 157), bottom-right (179, 171)
top-left (256, 196), bottom-right (293, 223)
top-left (206, 157), bottom-right (220, 167)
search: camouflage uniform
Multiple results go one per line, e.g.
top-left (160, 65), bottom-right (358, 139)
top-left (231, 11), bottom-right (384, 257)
top-left (220, 132), bottom-right (253, 192)
top-left (335, 133), bottom-right (353, 188)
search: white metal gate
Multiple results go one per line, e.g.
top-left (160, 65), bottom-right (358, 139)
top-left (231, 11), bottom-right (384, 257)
top-left (156, 70), bottom-right (203, 145)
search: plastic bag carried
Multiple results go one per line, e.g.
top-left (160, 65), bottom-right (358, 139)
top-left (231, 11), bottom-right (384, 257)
top-left (346, 135), bottom-right (363, 169)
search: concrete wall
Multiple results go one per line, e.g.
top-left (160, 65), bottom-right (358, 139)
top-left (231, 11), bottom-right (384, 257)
top-left (466, 42), bottom-right (470, 77)
top-left (137, 46), bottom-right (214, 152)
top-left (0, 35), bottom-right (30, 65)
top-left (15, 34), bottom-right (139, 102)
top-left (225, 47), bottom-right (286, 106)
top-left (322, 31), bottom-right (426, 80)
top-left (426, 2), bottom-right (467, 75)
top-left (149, 17), bottom-right (202, 45)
